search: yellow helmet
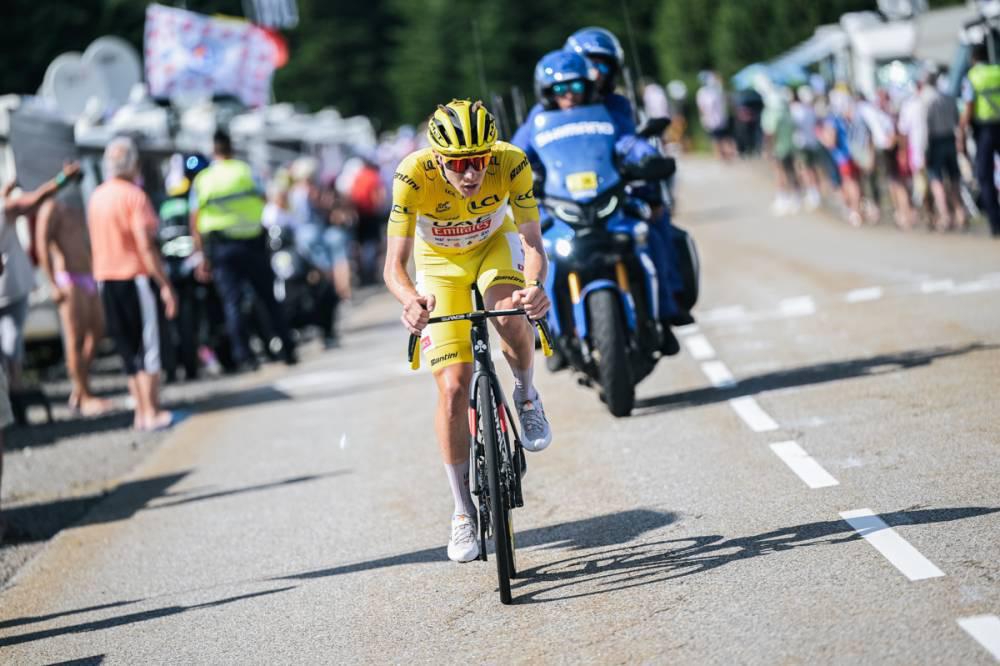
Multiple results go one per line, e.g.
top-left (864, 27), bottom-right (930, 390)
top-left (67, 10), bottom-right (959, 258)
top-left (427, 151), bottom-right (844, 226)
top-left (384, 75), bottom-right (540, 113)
top-left (426, 99), bottom-right (497, 157)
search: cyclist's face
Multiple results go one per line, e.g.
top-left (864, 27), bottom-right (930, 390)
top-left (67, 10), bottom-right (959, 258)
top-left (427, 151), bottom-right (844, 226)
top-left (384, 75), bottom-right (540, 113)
top-left (437, 153), bottom-right (488, 197)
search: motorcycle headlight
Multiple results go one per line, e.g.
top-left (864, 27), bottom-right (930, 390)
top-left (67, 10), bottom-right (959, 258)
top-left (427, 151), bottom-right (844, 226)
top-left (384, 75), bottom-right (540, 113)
top-left (554, 239), bottom-right (573, 258)
top-left (597, 195), bottom-right (619, 219)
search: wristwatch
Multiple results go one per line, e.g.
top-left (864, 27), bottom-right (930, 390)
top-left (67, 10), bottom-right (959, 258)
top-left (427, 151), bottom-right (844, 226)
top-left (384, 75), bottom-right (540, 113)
top-left (527, 279), bottom-right (542, 288)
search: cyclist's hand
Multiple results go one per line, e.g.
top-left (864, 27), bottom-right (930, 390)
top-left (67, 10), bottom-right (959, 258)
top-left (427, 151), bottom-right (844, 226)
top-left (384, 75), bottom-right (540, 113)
top-left (513, 285), bottom-right (549, 320)
top-left (402, 294), bottom-right (435, 334)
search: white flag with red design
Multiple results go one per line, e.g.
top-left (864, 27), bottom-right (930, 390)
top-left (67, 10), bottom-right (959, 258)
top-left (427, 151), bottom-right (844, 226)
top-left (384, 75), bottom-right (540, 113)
top-left (144, 3), bottom-right (279, 107)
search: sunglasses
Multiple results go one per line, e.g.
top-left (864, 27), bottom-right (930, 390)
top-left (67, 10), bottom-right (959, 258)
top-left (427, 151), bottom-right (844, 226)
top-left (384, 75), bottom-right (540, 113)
top-left (551, 80), bottom-right (587, 96)
top-left (592, 61), bottom-right (612, 76)
top-left (442, 154), bottom-right (490, 172)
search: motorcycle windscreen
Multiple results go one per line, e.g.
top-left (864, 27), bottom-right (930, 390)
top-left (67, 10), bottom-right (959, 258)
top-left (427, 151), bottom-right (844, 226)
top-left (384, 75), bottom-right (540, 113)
top-left (531, 105), bottom-right (622, 203)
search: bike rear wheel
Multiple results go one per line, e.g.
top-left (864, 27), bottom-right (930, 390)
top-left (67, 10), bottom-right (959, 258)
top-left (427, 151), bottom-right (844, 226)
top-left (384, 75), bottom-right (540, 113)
top-left (478, 374), bottom-right (515, 604)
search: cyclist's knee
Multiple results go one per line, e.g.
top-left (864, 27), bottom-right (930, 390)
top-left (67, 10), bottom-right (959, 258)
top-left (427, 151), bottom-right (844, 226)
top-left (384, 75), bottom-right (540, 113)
top-left (435, 364), bottom-right (471, 410)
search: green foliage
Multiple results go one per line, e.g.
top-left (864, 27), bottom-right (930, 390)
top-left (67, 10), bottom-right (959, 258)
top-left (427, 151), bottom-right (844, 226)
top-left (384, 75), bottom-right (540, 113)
top-left (0, 0), bottom-right (968, 129)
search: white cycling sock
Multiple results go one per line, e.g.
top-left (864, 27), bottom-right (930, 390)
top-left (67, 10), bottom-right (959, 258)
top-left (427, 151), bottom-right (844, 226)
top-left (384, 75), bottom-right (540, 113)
top-left (445, 461), bottom-right (475, 517)
top-left (511, 365), bottom-right (536, 403)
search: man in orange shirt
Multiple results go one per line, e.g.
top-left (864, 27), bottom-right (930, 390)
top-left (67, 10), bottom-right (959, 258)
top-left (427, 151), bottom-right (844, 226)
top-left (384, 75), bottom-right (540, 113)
top-left (88, 137), bottom-right (178, 431)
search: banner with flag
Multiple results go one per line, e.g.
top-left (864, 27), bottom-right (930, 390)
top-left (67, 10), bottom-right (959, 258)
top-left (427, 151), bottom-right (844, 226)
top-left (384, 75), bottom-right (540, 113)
top-left (144, 3), bottom-right (280, 108)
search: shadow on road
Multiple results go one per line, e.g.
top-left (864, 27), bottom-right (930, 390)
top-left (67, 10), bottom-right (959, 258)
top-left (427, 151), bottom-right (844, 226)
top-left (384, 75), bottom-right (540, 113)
top-left (2, 471), bottom-right (346, 545)
top-left (0, 587), bottom-right (294, 648)
top-left (143, 471), bottom-right (349, 510)
top-left (511, 506), bottom-right (999, 604)
top-left (272, 508), bottom-right (678, 582)
top-left (636, 342), bottom-right (996, 415)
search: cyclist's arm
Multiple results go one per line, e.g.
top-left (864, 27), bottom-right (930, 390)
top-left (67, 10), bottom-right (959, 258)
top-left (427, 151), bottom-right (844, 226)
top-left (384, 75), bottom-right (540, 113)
top-left (383, 235), bottom-right (419, 304)
top-left (508, 150), bottom-right (547, 284)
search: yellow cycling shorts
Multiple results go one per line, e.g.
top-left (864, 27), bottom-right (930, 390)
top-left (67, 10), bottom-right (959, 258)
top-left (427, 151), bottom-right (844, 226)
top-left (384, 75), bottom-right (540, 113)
top-left (416, 220), bottom-right (526, 372)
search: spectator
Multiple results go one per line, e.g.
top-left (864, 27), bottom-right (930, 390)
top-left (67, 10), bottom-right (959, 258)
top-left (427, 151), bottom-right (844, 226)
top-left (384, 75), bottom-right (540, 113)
top-left (35, 184), bottom-right (113, 415)
top-left (696, 71), bottom-right (737, 161)
top-left (820, 90), bottom-right (866, 227)
top-left (761, 84), bottom-right (800, 215)
top-left (349, 158), bottom-right (388, 285)
top-left (898, 75), bottom-right (932, 218)
top-left (790, 85), bottom-right (823, 210)
top-left (1, 163), bottom-right (81, 409)
top-left (290, 156), bottom-right (353, 302)
top-left (89, 136), bottom-right (178, 431)
top-left (959, 41), bottom-right (1000, 238)
top-left (925, 71), bottom-right (967, 231)
top-left (190, 130), bottom-right (298, 370)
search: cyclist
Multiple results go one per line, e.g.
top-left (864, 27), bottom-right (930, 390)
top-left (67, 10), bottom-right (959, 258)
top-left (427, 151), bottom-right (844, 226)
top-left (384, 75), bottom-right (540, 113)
top-left (383, 99), bottom-right (553, 563)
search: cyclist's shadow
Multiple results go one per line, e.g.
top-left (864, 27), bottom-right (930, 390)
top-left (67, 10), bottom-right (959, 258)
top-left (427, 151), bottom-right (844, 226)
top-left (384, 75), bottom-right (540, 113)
top-left (511, 506), bottom-right (998, 604)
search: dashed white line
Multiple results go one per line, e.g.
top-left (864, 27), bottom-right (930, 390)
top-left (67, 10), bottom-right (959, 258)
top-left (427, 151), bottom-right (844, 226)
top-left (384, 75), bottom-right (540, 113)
top-left (958, 615), bottom-right (1000, 661)
top-left (674, 323), bottom-right (700, 337)
top-left (840, 509), bottom-right (945, 581)
top-left (701, 360), bottom-right (736, 388)
top-left (920, 279), bottom-right (955, 294)
top-left (728, 396), bottom-right (779, 432)
top-left (951, 280), bottom-right (1000, 295)
top-left (769, 441), bottom-right (839, 488)
top-left (845, 286), bottom-right (884, 303)
top-left (683, 334), bottom-right (716, 361)
top-left (699, 305), bottom-right (747, 323)
top-left (778, 296), bottom-right (817, 317)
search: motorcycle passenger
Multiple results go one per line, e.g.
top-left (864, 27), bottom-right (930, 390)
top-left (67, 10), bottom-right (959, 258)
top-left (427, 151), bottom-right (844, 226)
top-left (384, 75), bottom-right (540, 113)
top-left (512, 49), bottom-right (683, 353)
top-left (383, 99), bottom-right (552, 563)
top-left (190, 130), bottom-right (297, 371)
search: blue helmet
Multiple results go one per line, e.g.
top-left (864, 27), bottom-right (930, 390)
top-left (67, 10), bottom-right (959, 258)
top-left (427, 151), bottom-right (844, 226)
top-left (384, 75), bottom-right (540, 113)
top-left (565, 27), bottom-right (625, 94)
top-left (565, 27), bottom-right (625, 67)
top-left (534, 49), bottom-right (595, 109)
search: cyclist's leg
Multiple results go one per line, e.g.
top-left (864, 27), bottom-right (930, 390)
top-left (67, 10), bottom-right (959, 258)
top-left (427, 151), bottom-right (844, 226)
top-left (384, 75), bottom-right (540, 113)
top-left (415, 243), bottom-right (477, 519)
top-left (478, 225), bottom-right (533, 400)
top-left (479, 227), bottom-right (552, 451)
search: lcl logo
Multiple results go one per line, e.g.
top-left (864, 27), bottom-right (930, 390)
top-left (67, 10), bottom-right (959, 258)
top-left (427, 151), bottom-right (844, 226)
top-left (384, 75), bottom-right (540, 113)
top-left (468, 194), bottom-right (500, 213)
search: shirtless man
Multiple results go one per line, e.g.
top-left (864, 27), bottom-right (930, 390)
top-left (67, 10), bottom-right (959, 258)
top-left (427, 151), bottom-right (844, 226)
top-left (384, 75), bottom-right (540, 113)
top-left (35, 182), bottom-right (112, 415)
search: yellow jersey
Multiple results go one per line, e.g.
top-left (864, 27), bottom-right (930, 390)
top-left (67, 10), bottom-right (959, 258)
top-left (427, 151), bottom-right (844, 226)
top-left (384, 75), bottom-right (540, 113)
top-left (387, 142), bottom-right (539, 255)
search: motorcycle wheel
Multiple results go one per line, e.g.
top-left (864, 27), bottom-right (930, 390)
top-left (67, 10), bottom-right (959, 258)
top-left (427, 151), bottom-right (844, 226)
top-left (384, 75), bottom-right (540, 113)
top-left (588, 290), bottom-right (635, 417)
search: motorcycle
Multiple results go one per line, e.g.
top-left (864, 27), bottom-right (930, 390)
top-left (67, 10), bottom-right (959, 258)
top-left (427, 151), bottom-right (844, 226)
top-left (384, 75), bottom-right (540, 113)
top-left (266, 224), bottom-right (338, 344)
top-left (533, 104), bottom-right (697, 416)
top-left (156, 196), bottom-right (235, 379)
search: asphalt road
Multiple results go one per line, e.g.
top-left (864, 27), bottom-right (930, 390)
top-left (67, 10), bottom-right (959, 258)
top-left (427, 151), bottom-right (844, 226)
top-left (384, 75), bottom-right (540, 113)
top-left (1, 157), bottom-right (998, 664)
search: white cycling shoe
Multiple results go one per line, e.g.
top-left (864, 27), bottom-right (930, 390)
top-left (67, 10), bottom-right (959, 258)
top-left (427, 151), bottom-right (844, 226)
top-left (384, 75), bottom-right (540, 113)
top-left (447, 513), bottom-right (480, 563)
top-left (516, 394), bottom-right (552, 452)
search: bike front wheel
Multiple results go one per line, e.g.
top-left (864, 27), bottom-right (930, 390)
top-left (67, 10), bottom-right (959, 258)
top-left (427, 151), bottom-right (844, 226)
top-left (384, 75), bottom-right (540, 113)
top-left (478, 374), bottom-right (515, 604)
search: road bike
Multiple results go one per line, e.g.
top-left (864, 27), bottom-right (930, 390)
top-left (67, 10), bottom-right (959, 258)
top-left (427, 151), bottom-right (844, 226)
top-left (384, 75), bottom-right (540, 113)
top-left (407, 289), bottom-right (553, 605)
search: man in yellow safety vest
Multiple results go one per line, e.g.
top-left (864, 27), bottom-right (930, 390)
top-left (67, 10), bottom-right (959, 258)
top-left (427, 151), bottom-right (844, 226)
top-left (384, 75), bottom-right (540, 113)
top-left (959, 41), bottom-right (1000, 237)
top-left (190, 130), bottom-right (297, 369)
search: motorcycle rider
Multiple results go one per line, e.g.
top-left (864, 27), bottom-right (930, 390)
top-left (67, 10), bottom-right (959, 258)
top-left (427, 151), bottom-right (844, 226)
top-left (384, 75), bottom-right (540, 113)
top-left (512, 47), bottom-right (683, 353)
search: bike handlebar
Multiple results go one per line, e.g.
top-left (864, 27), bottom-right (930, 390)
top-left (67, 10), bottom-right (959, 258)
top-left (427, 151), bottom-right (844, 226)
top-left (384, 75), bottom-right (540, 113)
top-left (407, 309), bottom-right (554, 370)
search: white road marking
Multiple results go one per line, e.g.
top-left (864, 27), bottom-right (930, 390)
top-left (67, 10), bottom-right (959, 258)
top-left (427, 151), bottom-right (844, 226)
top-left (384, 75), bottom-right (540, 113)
top-left (701, 361), bottom-right (736, 388)
top-left (778, 296), bottom-right (817, 317)
top-left (769, 441), bottom-right (839, 488)
top-left (728, 396), bottom-right (779, 432)
top-left (845, 286), bottom-right (884, 303)
top-left (684, 334), bottom-right (716, 361)
top-left (920, 279), bottom-right (955, 294)
top-left (958, 615), bottom-right (1000, 661)
top-left (951, 280), bottom-right (1000, 295)
top-left (840, 509), bottom-right (946, 581)
top-left (700, 305), bottom-right (747, 323)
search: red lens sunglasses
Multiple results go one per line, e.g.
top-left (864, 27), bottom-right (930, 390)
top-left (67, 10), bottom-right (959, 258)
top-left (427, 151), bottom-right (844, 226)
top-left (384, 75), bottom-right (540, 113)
top-left (442, 153), bottom-right (490, 172)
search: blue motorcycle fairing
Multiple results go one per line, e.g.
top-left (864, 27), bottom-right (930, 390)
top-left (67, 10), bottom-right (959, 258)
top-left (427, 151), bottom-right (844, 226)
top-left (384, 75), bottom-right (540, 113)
top-left (532, 105), bottom-right (621, 202)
